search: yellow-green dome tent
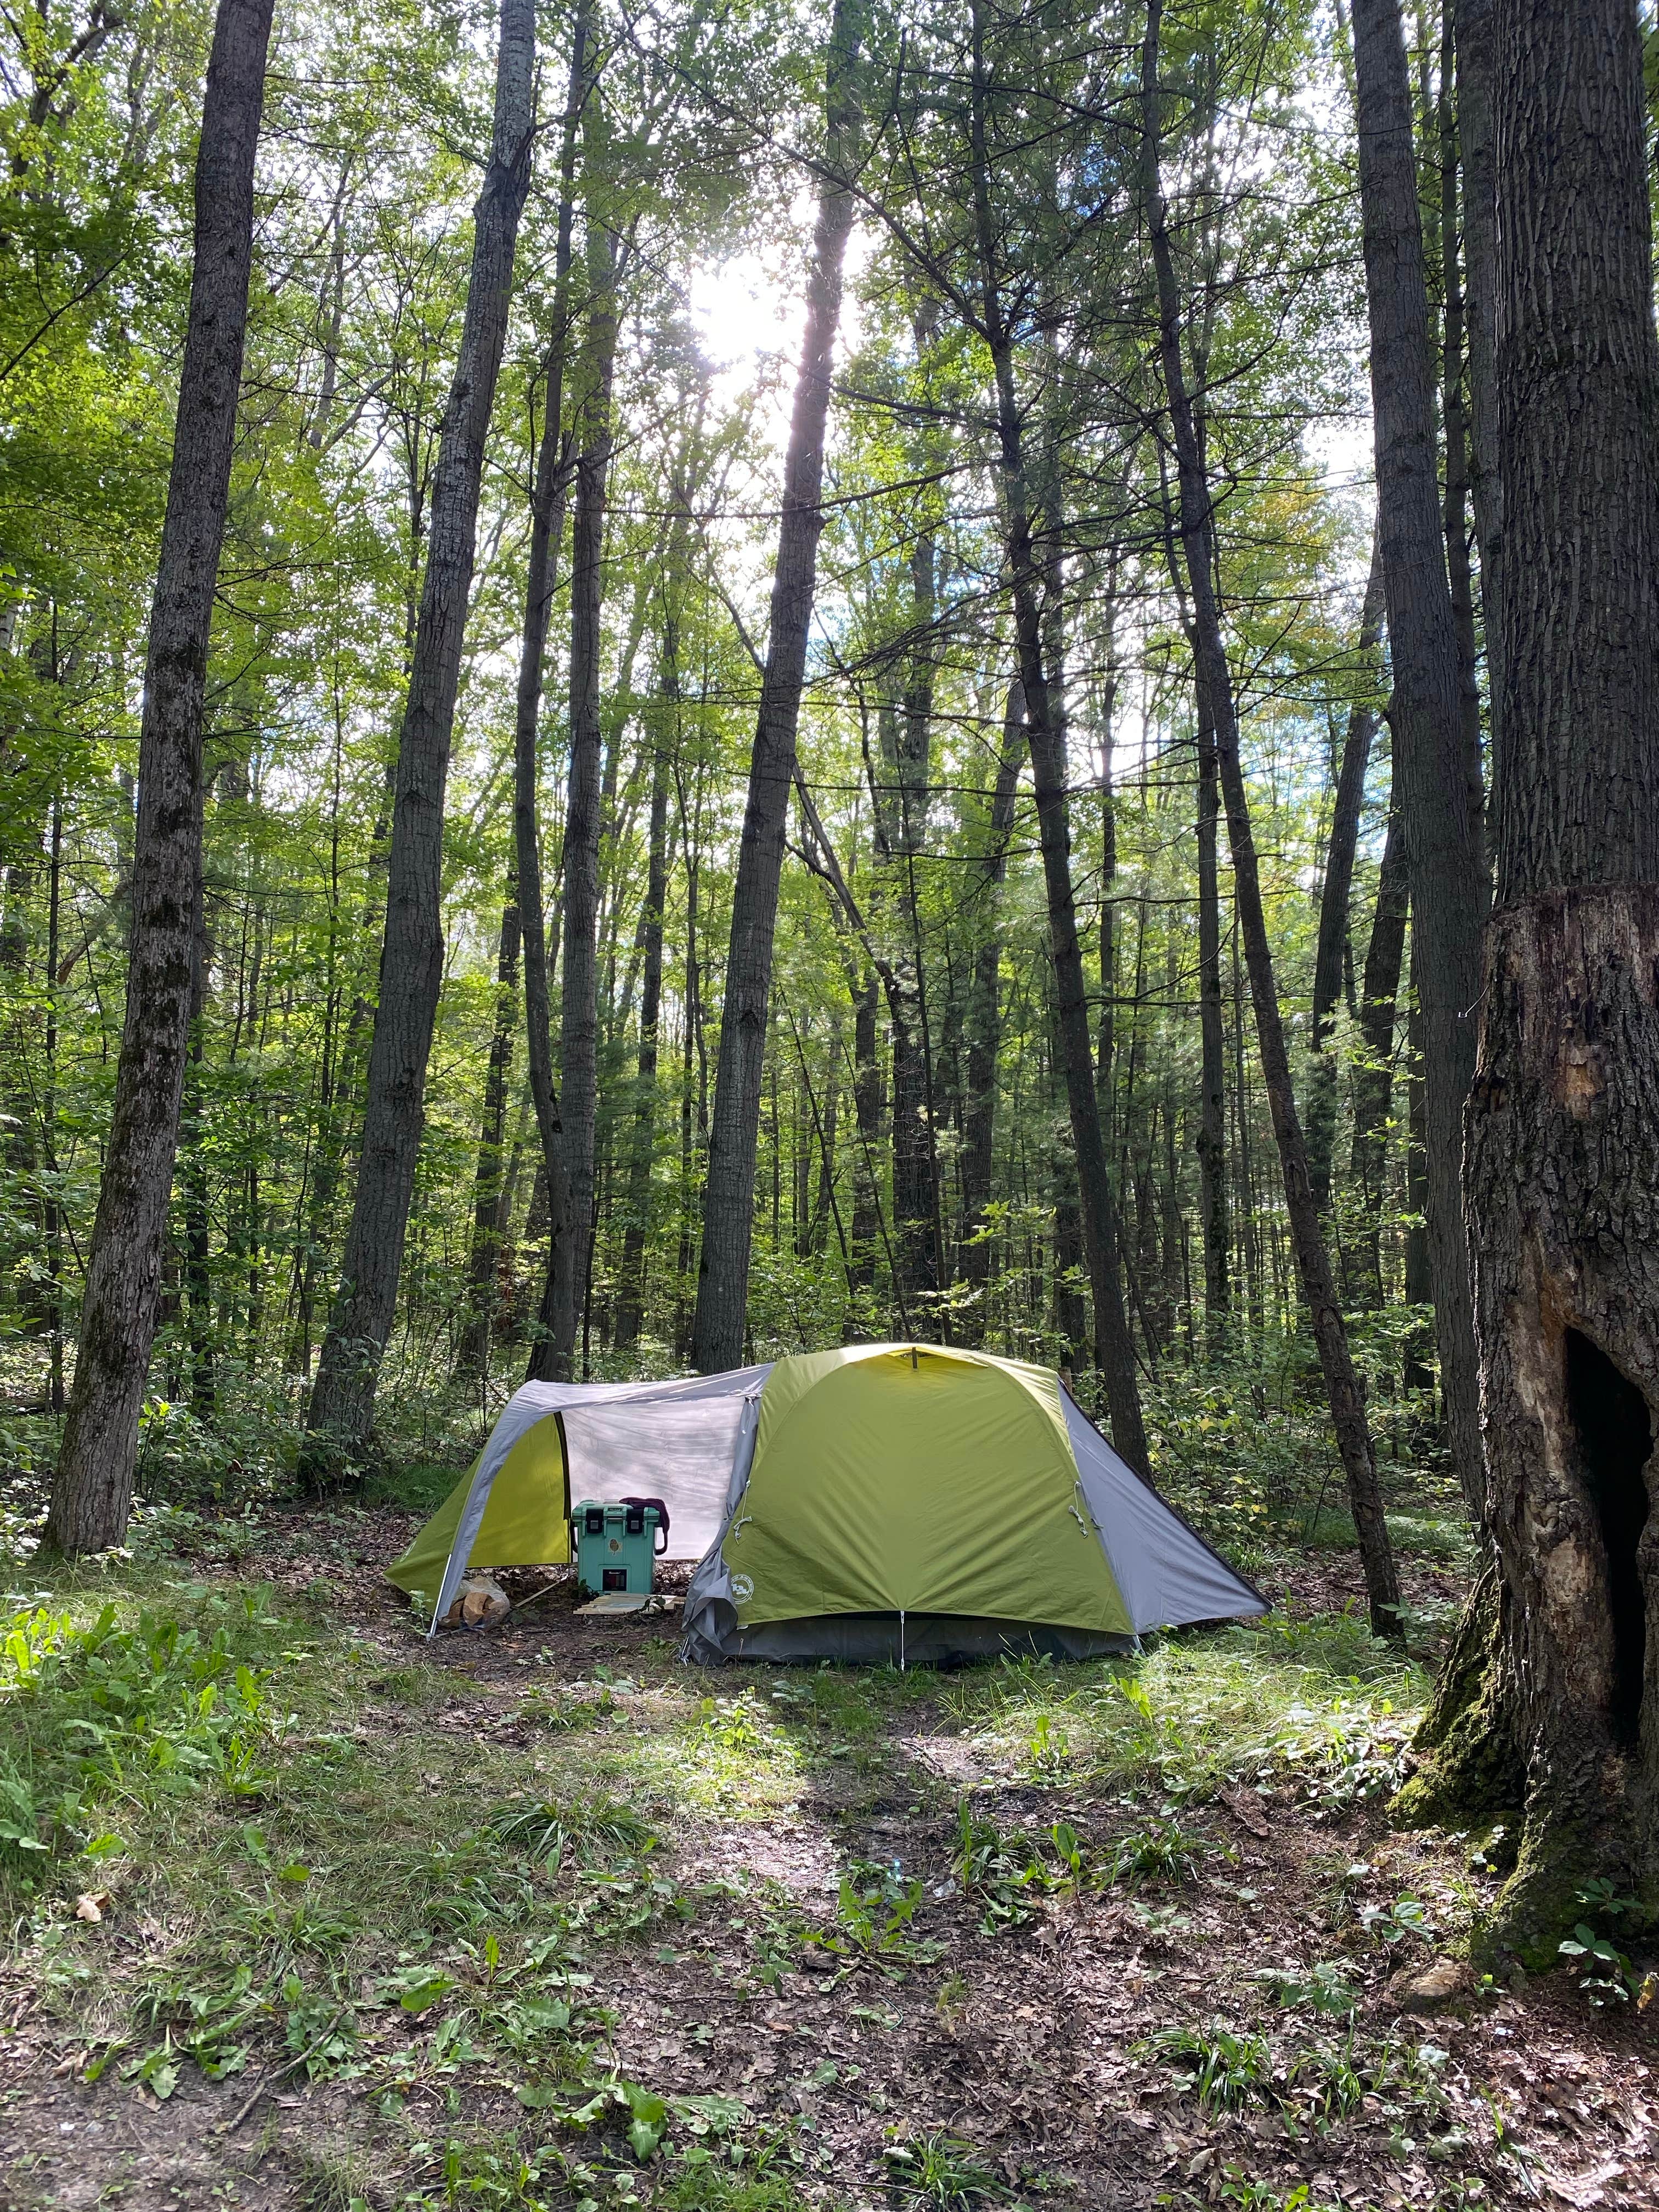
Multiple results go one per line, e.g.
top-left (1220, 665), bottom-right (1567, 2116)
top-left (389, 1344), bottom-right (1261, 1662)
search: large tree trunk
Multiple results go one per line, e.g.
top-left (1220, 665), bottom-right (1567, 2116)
top-left (554, 206), bottom-right (621, 1380)
top-left (1351, 0), bottom-right (1486, 1517)
top-left (1454, 0), bottom-right (1503, 770)
top-left (1306, 532), bottom-right (1385, 1215)
top-left (1142, 0), bottom-right (1398, 1632)
top-left (302, 0), bottom-right (534, 1475)
top-left (518, 2), bottom-right (589, 1384)
top-left (1412, 0), bottom-right (1659, 1950)
top-left (691, 0), bottom-right (861, 1373)
top-left (614, 602), bottom-right (676, 1353)
top-left (967, 0), bottom-right (1146, 1465)
top-left (454, 888), bottom-right (520, 1383)
top-left (43, 0), bottom-right (274, 1555)
top-left (1347, 795), bottom-right (1408, 1306)
top-left (958, 682), bottom-right (1023, 1339)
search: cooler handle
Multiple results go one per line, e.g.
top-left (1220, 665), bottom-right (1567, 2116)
top-left (622, 1495), bottom-right (671, 1555)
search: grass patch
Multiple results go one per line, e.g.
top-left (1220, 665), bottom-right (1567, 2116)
top-left (4, 1590), bottom-right (697, 2124)
top-left (0, 1538), bottom-right (1491, 2212)
top-left (938, 1612), bottom-right (1424, 1811)
top-left (1303, 1507), bottom-right (1474, 1565)
top-left (361, 1458), bottom-right (471, 1514)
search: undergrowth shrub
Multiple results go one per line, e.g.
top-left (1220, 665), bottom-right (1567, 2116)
top-left (1141, 1317), bottom-right (1453, 1565)
top-left (0, 1590), bottom-right (292, 1900)
top-left (943, 1627), bottom-right (1421, 1812)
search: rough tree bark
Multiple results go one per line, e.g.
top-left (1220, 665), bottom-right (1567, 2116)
top-left (554, 191), bottom-right (621, 1380)
top-left (302, 0), bottom-right (534, 1474)
top-left (966, 0), bottom-right (1146, 1465)
top-left (43, 0), bottom-right (274, 1555)
top-left (1402, 0), bottom-right (1659, 1953)
top-left (614, 582), bottom-right (679, 1352)
top-left (1351, 0), bottom-right (1486, 1516)
top-left (691, 0), bottom-right (862, 1373)
top-left (959, 682), bottom-right (1024, 1340)
top-left (1347, 796), bottom-right (1408, 1306)
top-left (518, 1), bottom-right (589, 1384)
top-left (1142, 0), bottom-right (1399, 1631)
top-left (1306, 532), bottom-right (1385, 1215)
top-left (454, 889), bottom-right (520, 1383)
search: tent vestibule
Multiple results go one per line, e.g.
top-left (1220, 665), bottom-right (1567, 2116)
top-left (387, 1366), bottom-right (769, 1632)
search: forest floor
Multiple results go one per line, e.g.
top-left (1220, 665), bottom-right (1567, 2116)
top-left (1, 1499), bottom-right (1655, 2212)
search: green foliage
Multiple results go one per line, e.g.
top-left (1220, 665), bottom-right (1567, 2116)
top-left (796, 1856), bottom-right (946, 1975)
top-left (1357, 1889), bottom-right (1436, 1949)
top-left (0, 1589), bottom-right (289, 1898)
top-left (0, 0), bottom-right (1463, 1554)
top-left (941, 1627), bottom-right (1421, 1816)
top-left (1145, 2020), bottom-right (1278, 2114)
top-left (950, 1798), bottom-right (1097, 1933)
top-left (1143, 1327), bottom-right (1449, 1567)
top-left (1557, 1877), bottom-right (1644, 2006)
top-left (1146, 2013), bottom-right (1459, 2151)
top-left (884, 2131), bottom-right (1010, 2210)
top-left (1109, 1815), bottom-right (1205, 1889)
top-left (1254, 1957), bottom-right (1359, 2019)
top-left (1204, 2175), bottom-right (1338, 2212)
top-left (487, 1793), bottom-right (661, 1873)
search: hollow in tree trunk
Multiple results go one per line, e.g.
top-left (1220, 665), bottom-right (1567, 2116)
top-left (1401, 0), bottom-right (1659, 1952)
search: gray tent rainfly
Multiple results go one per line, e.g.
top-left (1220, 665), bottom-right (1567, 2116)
top-left (387, 1365), bottom-right (769, 1633)
top-left (386, 1345), bottom-right (1263, 1660)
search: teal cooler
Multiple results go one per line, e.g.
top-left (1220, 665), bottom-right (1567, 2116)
top-left (573, 1499), bottom-right (667, 1597)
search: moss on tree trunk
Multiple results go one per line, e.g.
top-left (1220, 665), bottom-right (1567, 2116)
top-left (1393, 0), bottom-right (1659, 1965)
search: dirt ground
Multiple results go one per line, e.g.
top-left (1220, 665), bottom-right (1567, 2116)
top-left (1, 1505), bottom-right (1654, 2212)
